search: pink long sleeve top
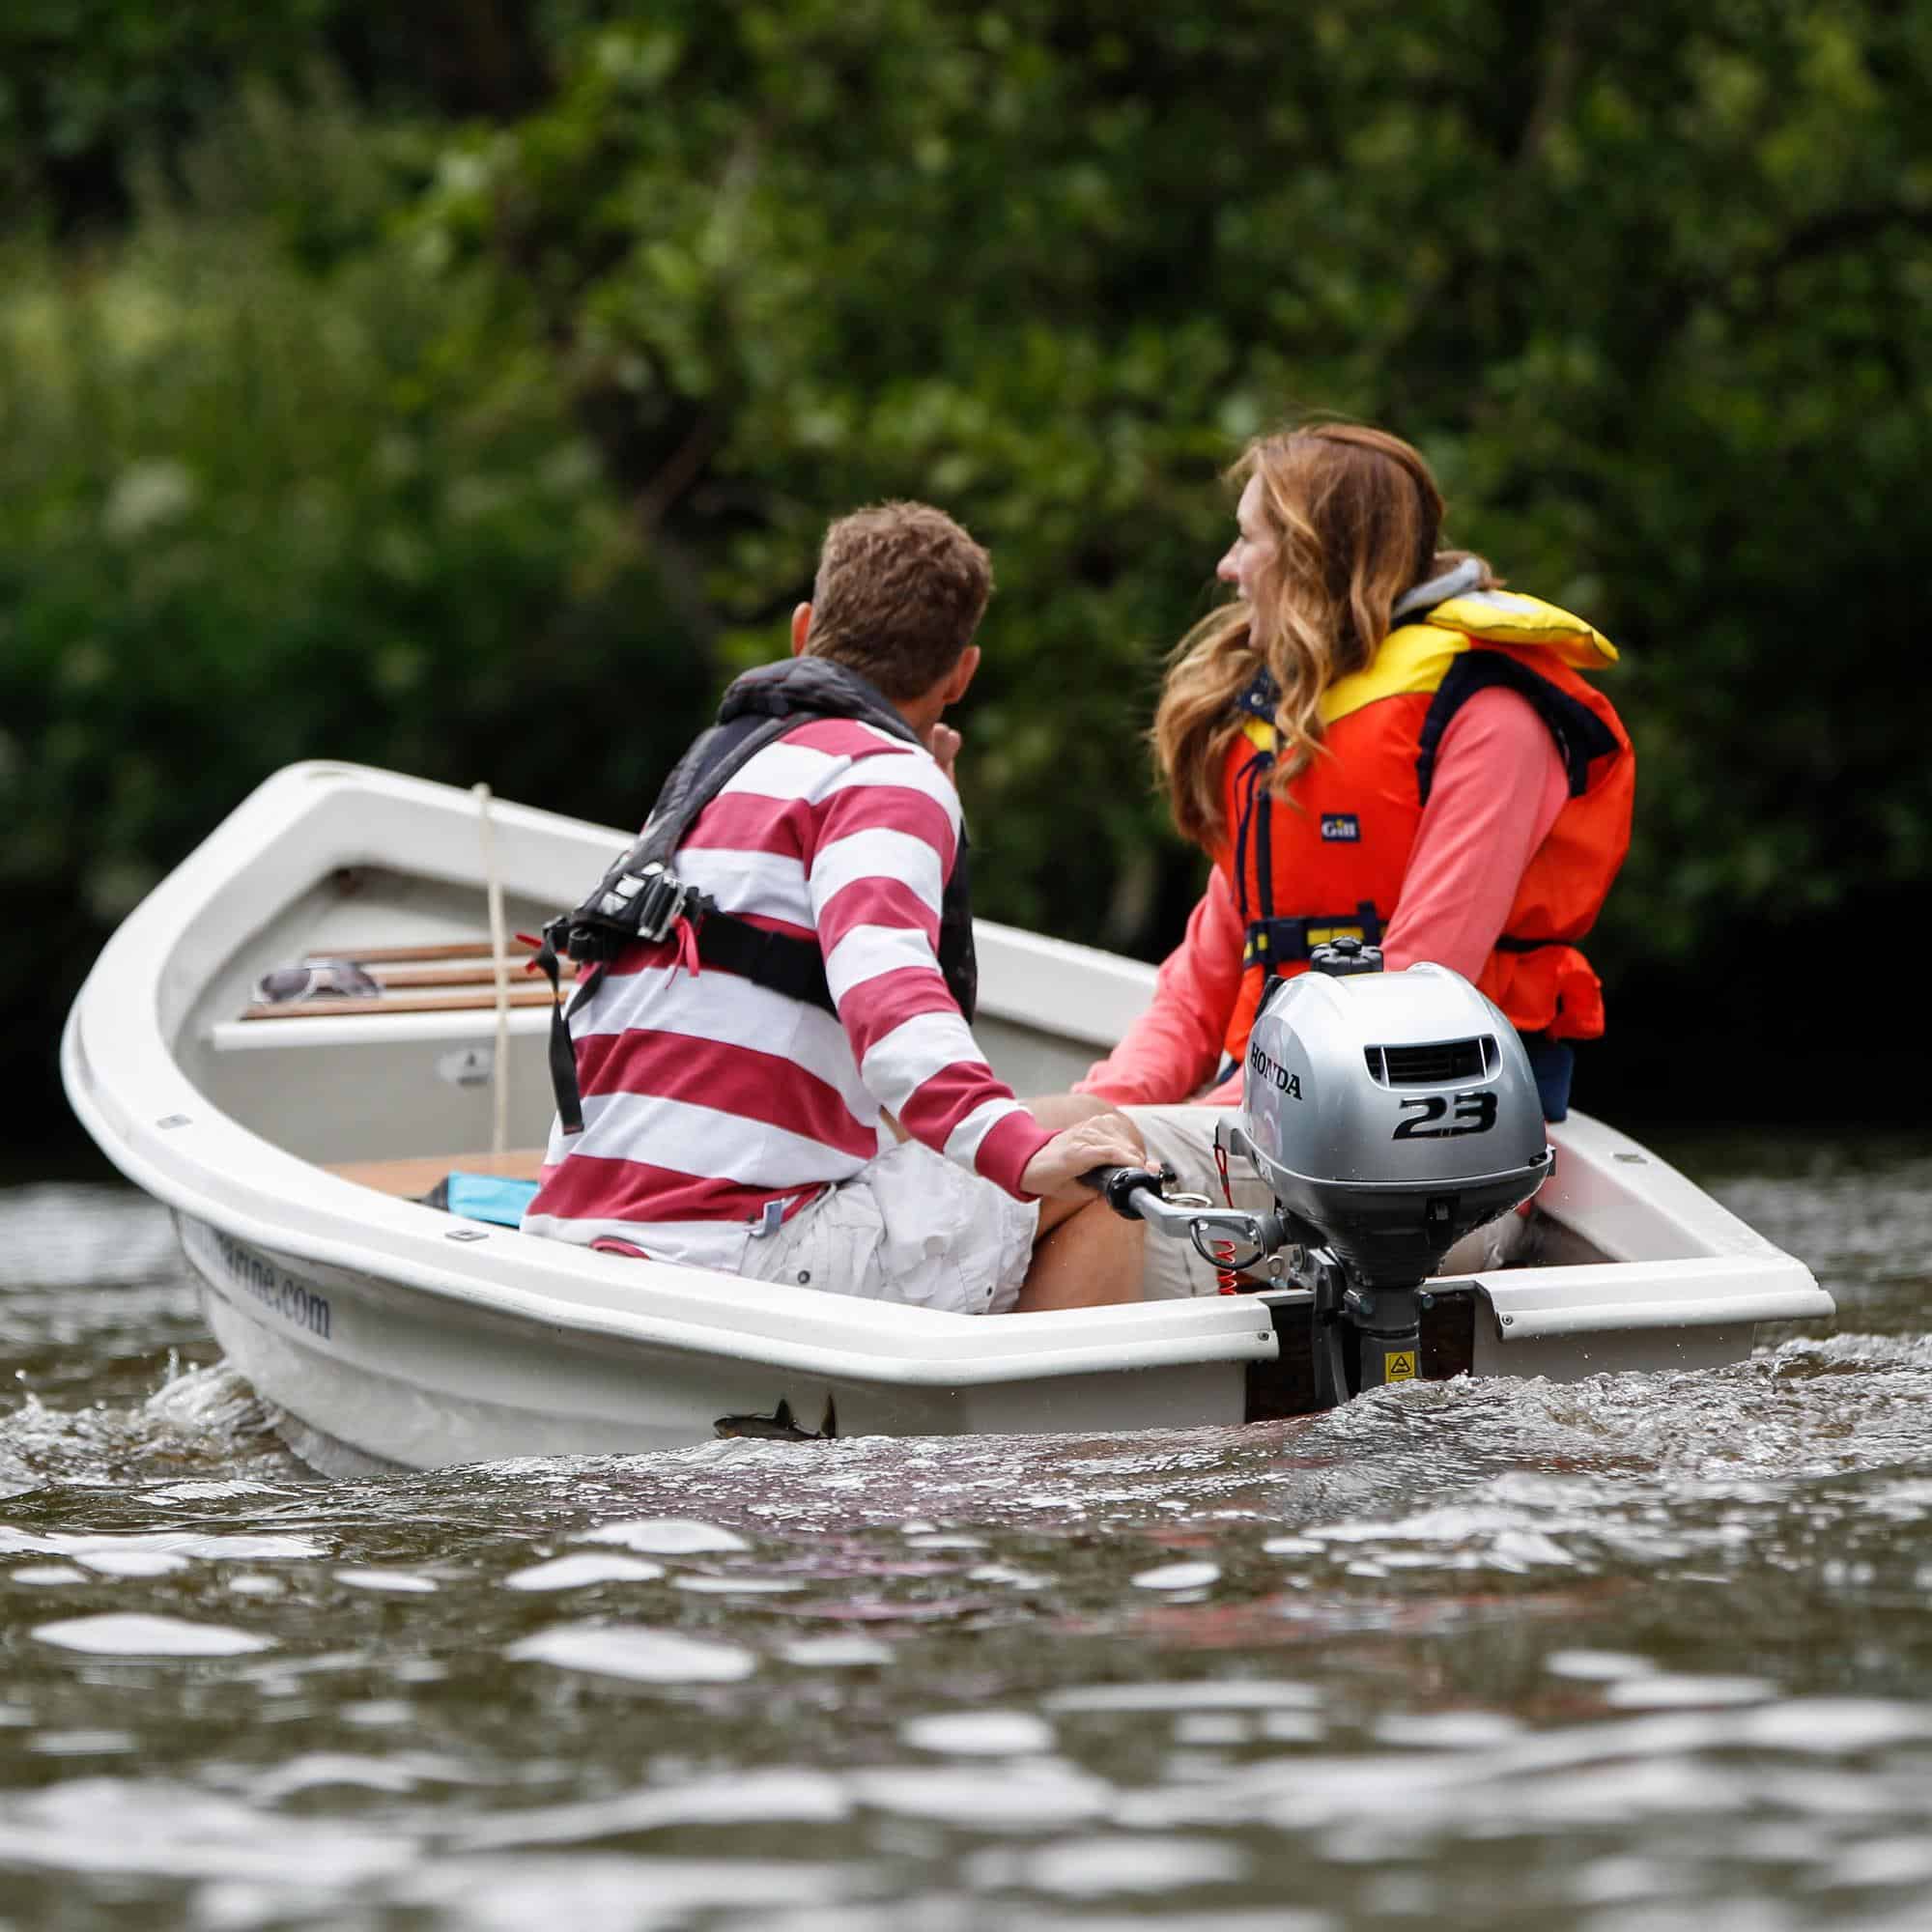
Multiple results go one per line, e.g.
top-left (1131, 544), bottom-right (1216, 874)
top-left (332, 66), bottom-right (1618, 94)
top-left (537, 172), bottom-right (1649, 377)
top-left (1077, 687), bottom-right (1569, 1107)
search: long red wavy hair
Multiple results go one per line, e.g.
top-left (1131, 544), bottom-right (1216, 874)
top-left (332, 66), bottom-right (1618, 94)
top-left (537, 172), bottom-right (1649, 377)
top-left (1152, 423), bottom-right (1492, 851)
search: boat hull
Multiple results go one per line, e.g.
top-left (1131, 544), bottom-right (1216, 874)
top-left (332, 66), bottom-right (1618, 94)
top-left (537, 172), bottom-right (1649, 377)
top-left (60, 761), bottom-right (1835, 1474)
top-left (177, 1213), bottom-right (1252, 1474)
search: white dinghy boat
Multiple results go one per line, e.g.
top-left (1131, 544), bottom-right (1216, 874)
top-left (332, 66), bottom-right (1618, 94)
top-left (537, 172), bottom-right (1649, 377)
top-left (63, 761), bottom-right (1833, 1475)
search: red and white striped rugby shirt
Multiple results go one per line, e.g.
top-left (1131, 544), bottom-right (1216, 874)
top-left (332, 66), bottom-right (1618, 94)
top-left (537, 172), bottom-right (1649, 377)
top-left (521, 716), bottom-right (1054, 1267)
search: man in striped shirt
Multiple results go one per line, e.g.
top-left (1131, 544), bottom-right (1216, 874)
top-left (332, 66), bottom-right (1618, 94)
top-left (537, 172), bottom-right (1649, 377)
top-left (523, 502), bottom-right (1146, 1314)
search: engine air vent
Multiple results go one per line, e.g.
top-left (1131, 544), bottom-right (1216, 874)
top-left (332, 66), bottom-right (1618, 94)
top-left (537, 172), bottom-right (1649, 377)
top-left (1368, 1036), bottom-right (1492, 1086)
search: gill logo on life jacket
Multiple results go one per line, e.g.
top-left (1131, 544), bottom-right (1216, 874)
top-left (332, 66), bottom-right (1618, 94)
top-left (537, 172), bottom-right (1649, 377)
top-left (1248, 1039), bottom-right (1302, 1099)
top-left (1320, 812), bottom-right (1360, 842)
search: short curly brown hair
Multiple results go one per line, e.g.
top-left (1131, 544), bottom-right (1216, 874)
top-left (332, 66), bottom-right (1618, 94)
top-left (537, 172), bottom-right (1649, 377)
top-left (805, 501), bottom-right (993, 701)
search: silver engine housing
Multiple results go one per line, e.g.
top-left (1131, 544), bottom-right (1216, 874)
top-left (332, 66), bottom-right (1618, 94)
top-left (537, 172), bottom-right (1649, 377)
top-left (1236, 962), bottom-right (1552, 1288)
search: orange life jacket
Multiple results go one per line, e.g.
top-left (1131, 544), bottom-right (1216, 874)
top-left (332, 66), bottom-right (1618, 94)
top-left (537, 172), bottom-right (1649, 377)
top-left (1216, 588), bottom-right (1634, 1067)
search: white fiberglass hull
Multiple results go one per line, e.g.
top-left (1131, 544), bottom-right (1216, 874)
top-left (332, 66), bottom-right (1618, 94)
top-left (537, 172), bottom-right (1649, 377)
top-left (63, 762), bottom-right (1833, 1475)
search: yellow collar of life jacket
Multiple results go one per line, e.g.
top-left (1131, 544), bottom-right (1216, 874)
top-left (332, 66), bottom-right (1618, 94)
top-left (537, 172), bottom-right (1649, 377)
top-left (1240, 590), bottom-right (1618, 754)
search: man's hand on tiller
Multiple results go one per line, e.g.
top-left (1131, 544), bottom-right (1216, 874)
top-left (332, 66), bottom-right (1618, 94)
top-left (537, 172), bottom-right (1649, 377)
top-left (1020, 1112), bottom-right (1148, 1200)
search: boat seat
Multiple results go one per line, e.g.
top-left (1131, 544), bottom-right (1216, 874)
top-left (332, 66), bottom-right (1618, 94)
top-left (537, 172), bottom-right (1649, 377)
top-left (327, 1149), bottom-right (549, 1199)
top-left (240, 938), bottom-right (578, 1021)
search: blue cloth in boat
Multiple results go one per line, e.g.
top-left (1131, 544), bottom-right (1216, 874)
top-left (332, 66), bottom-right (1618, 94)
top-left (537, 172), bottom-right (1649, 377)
top-left (439, 1173), bottom-right (541, 1228)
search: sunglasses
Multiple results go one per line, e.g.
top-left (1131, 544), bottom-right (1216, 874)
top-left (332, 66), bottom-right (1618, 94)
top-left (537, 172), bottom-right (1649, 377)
top-left (254, 958), bottom-right (383, 1005)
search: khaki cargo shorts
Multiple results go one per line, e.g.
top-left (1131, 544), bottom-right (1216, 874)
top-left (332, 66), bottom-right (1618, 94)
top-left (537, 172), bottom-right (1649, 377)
top-left (738, 1139), bottom-right (1039, 1316)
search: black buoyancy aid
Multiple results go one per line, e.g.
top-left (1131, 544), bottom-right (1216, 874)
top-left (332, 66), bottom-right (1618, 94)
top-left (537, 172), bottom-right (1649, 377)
top-left (535, 655), bottom-right (979, 1131)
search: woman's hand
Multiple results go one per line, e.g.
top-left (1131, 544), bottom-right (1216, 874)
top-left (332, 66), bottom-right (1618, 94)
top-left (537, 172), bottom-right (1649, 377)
top-left (1020, 1111), bottom-right (1149, 1200)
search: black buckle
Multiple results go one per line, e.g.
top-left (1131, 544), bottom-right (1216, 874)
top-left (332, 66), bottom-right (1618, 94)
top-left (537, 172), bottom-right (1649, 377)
top-left (588, 863), bottom-right (706, 944)
top-left (632, 866), bottom-right (681, 940)
top-left (1244, 901), bottom-right (1382, 967)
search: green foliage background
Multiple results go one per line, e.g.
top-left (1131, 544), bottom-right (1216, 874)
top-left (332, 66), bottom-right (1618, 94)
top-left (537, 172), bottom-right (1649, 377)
top-left (7, 0), bottom-right (1929, 1138)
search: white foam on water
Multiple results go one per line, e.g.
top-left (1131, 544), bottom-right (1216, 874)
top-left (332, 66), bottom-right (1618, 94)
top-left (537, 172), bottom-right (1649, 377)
top-left (501, 1552), bottom-right (666, 1592)
top-left (579, 1518), bottom-right (750, 1554)
top-left (1547, 1649), bottom-right (1651, 1681)
top-left (0, 1527), bottom-right (325, 1562)
top-left (7, 1563), bottom-right (90, 1586)
top-left (1260, 1711), bottom-right (1325, 1744)
top-left (1174, 1712), bottom-right (1251, 1746)
top-left (0, 1361), bottom-right (289, 1497)
top-left (749, 1909), bottom-right (1328, 1932)
top-left (1563, 1852), bottom-right (1677, 1907)
top-left (1373, 1711), bottom-right (1527, 1747)
top-left (967, 1563), bottom-right (1051, 1587)
top-left (968, 1833), bottom-right (1252, 1897)
top-left (900, 1710), bottom-right (1055, 1755)
top-left (147, 1480), bottom-right (295, 1503)
top-left (333, 1569), bottom-right (439, 1595)
top-left (1603, 1674), bottom-right (1773, 1711)
top-left (1046, 1681), bottom-right (1322, 1714)
top-left (253, 1754), bottom-right (430, 1799)
top-left (848, 1761), bottom-right (1113, 1830)
top-left (671, 1574), bottom-right (803, 1594)
top-left (1732, 1698), bottom-right (1932, 1754)
top-left (779, 1634), bottom-right (893, 1667)
top-left (389, 1854), bottom-right (847, 1930)
top-left (27, 1731), bottom-right (135, 1758)
top-left (455, 1767), bottom-right (851, 1852)
top-left (1299, 1499), bottom-right (1590, 1572)
top-left (74, 1550), bottom-right (189, 1578)
top-left (1819, 1835), bottom-right (1932, 1889)
top-left (0, 1777), bottom-right (410, 1883)
top-left (1130, 1561), bottom-right (1220, 1591)
top-left (31, 1614), bottom-right (276, 1657)
top-left (342, 1700), bottom-right (414, 1728)
top-left (141, 1363), bottom-right (284, 1448)
top-left (505, 1622), bottom-right (757, 1684)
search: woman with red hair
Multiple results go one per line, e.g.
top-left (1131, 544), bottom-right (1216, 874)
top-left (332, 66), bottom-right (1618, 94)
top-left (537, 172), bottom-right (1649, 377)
top-left (1064, 422), bottom-right (1634, 1298)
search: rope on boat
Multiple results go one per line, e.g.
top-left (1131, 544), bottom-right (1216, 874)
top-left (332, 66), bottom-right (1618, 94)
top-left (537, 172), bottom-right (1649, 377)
top-left (473, 781), bottom-right (511, 1156)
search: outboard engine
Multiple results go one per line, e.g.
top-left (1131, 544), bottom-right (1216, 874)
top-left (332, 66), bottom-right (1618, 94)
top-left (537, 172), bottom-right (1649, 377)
top-left (1092, 942), bottom-right (1552, 1408)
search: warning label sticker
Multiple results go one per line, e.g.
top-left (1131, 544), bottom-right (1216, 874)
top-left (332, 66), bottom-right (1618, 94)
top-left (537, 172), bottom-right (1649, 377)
top-left (1385, 1350), bottom-right (1418, 1381)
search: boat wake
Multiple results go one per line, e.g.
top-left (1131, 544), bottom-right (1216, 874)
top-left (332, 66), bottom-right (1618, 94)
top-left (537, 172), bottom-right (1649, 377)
top-left (0, 1362), bottom-right (299, 1501)
top-left (406, 1328), bottom-right (1932, 1547)
top-left (0, 1183), bottom-right (303, 1498)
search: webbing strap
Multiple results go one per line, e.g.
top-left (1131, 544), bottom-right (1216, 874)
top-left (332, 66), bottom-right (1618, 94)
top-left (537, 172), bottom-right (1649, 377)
top-left (535, 909), bottom-right (836, 1139)
top-left (1242, 903), bottom-right (1382, 969)
top-left (694, 914), bottom-right (836, 1015)
top-left (531, 937), bottom-right (587, 1136)
top-left (1230, 749), bottom-right (1272, 929)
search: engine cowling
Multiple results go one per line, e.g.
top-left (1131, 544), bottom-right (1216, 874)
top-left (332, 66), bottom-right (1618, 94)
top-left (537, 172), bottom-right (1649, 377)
top-left (1237, 962), bottom-right (1552, 1290)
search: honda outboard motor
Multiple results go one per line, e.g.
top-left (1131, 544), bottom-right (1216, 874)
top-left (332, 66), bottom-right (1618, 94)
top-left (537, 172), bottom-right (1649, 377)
top-left (1091, 942), bottom-right (1552, 1407)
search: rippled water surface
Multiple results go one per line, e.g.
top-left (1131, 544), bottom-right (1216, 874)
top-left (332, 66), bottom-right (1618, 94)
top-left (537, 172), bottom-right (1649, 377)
top-left (4, 1138), bottom-right (1931, 1930)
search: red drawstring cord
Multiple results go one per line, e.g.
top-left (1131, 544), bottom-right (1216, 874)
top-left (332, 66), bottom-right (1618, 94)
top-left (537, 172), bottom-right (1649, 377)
top-left (671, 911), bottom-right (702, 980)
